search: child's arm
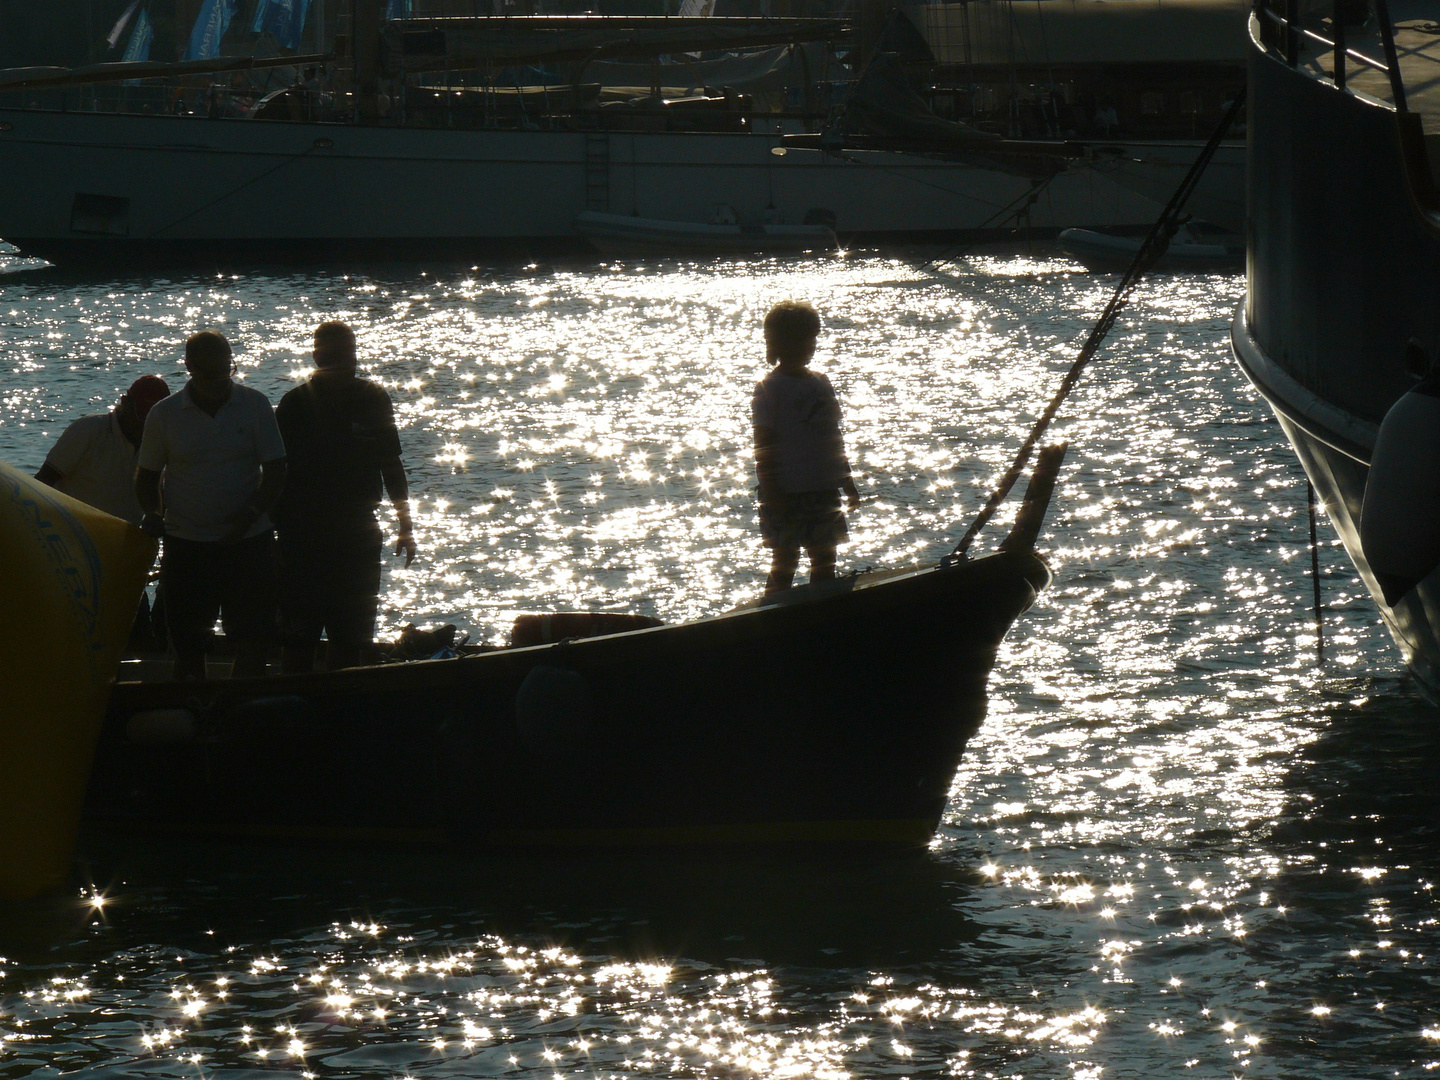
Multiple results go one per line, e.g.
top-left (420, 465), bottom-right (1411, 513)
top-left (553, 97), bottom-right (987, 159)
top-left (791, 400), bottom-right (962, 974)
top-left (754, 423), bottom-right (780, 504)
top-left (828, 379), bottom-right (860, 510)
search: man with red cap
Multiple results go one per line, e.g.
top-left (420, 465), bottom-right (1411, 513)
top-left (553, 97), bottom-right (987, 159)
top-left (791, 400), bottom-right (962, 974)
top-left (37, 374), bottom-right (172, 645)
top-left (36, 374), bottom-right (171, 524)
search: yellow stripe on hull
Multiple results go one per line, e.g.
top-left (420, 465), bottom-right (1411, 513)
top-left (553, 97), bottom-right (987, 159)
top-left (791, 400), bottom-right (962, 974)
top-left (0, 461), bottom-right (155, 900)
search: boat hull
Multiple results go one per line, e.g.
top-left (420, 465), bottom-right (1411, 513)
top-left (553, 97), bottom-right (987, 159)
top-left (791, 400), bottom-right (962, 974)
top-left (573, 210), bottom-right (837, 254)
top-left (1233, 306), bottom-right (1440, 696)
top-left (1081, 140), bottom-right (1246, 233)
top-left (0, 108), bottom-right (1164, 265)
top-left (89, 552), bottom-right (1049, 845)
top-left (1235, 10), bottom-right (1440, 696)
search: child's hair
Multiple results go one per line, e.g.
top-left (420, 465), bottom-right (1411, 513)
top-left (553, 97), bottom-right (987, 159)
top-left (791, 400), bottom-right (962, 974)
top-left (764, 300), bottom-right (821, 359)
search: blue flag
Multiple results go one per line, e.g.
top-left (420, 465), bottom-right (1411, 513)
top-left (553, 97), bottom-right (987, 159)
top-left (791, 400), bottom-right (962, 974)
top-left (251, 0), bottom-right (312, 51)
top-left (121, 8), bottom-right (154, 64)
top-left (182, 0), bottom-right (238, 62)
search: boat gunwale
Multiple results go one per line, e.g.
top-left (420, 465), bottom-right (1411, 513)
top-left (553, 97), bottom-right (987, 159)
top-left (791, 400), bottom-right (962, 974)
top-left (110, 549), bottom-right (1050, 701)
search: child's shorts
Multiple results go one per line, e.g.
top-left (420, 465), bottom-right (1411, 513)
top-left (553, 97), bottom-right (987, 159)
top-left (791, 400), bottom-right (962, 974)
top-left (759, 488), bottom-right (848, 550)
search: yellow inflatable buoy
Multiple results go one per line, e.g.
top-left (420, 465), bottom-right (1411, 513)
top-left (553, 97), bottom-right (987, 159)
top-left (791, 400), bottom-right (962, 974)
top-left (0, 461), bottom-right (156, 900)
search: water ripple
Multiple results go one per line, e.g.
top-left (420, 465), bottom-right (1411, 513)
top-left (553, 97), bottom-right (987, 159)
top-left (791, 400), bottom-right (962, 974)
top-left (2, 251), bottom-right (1437, 1078)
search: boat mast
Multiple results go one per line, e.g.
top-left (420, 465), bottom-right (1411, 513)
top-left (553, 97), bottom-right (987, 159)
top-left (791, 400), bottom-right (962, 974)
top-left (353, 0), bottom-right (382, 123)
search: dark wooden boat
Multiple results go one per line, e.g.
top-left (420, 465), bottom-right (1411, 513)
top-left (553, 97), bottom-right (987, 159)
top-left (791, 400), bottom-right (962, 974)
top-left (88, 545), bottom-right (1049, 848)
top-left (86, 447), bottom-right (1065, 849)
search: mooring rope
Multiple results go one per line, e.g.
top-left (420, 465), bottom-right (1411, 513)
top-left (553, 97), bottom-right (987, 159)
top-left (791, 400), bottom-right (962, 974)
top-left (950, 87), bottom-right (1247, 557)
top-left (1308, 480), bottom-right (1325, 664)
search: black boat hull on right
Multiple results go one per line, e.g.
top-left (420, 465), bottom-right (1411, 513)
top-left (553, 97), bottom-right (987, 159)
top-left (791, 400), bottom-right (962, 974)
top-left (1233, 0), bottom-right (1440, 696)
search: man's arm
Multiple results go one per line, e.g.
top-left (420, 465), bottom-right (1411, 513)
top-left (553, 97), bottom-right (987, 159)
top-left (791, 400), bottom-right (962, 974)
top-left (135, 466), bottom-right (165, 537)
top-left (380, 456), bottom-right (417, 566)
top-left (36, 418), bottom-right (90, 489)
top-left (257, 456), bottom-right (286, 514)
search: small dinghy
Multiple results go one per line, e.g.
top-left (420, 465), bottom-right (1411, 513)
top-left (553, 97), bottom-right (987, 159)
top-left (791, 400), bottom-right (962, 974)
top-left (574, 205), bottom-right (839, 255)
top-left (1057, 225), bottom-right (1242, 272)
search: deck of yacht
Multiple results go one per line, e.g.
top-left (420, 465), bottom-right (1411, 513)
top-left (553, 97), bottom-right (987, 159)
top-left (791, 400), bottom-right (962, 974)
top-left (1297, 1), bottom-right (1440, 131)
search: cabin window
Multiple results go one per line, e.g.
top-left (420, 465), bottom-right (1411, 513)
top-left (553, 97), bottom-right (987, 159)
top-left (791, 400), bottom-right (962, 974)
top-left (69, 194), bottom-right (129, 237)
top-left (1179, 90), bottom-right (1202, 115)
top-left (1140, 92), bottom-right (1165, 117)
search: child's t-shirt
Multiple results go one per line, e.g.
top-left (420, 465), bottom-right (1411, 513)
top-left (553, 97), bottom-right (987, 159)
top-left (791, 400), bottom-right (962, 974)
top-left (751, 368), bottom-right (851, 494)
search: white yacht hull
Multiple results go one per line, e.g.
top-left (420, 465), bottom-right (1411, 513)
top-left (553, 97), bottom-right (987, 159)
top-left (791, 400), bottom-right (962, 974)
top-left (0, 108), bottom-right (1163, 264)
top-left (1083, 140), bottom-right (1246, 233)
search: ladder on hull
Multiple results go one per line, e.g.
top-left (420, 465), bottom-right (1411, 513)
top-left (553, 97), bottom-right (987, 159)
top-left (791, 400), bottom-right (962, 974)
top-left (584, 133), bottom-right (610, 212)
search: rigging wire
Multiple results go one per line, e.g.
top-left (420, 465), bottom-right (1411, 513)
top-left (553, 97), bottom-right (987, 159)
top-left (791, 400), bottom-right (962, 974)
top-left (919, 169), bottom-right (1058, 275)
top-left (146, 139), bottom-right (332, 238)
top-left (833, 148), bottom-right (1044, 209)
top-left (950, 86), bottom-right (1247, 558)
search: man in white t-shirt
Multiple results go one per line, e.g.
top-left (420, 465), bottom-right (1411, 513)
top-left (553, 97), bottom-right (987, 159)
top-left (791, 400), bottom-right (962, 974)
top-left (751, 300), bottom-right (860, 595)
top-left (36, 375), bottom-right (171, 525)
top-left (136, 330), bottom-right (288, 681)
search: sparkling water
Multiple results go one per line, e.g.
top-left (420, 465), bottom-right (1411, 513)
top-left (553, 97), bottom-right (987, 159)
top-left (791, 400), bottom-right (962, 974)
top-left (1, 242), bottom-right (1435, 1080)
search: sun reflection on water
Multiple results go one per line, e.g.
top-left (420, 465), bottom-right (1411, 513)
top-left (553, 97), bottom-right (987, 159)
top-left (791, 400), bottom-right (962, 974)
top-left (4, 247), bottom-right (1440, 1077)
top-left (0, 919), bottom-right (1142, 1077)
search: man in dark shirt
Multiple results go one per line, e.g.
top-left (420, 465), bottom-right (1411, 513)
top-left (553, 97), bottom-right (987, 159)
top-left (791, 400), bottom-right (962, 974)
top-left (274, 321), bottom-right (417, 673)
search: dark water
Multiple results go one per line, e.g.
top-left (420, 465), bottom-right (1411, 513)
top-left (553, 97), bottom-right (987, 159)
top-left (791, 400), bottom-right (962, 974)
top-left (2, 243), bottom-right (1437, 1079)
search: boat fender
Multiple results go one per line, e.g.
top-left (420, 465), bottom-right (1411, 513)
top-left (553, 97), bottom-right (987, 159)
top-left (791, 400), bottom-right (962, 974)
top-left (1361, 376), bottom-right (1440, 604)
top-left (125, 709), bottom-right (198, 745)
top-left (515, 664), bottom-right (593, 751)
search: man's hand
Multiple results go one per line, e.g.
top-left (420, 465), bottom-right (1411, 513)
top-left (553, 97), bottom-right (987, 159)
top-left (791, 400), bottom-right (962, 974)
top-left (218, 500), bottom-right (263, 544)
top-left (396, 527), bottom-right (417, 567)
top-left (218, 519), bottom-right (254, 544)
top-left (139, 512), bottom-right (165, 539)
top-left (843, 477), bottom-right (861, 512)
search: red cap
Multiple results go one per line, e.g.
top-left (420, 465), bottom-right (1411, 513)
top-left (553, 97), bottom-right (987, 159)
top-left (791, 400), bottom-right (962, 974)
top-left (125, 375), bottom-right (171, 421)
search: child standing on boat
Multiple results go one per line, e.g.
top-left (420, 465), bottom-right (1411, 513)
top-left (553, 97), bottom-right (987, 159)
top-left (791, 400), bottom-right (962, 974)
top-left (752, 301), bottom-right (860, 595)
